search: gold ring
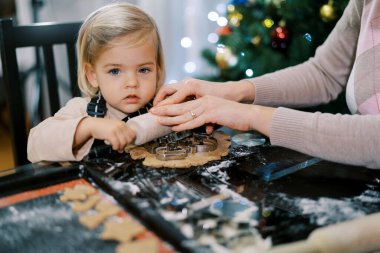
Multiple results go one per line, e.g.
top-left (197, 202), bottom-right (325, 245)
top-left (190, 110), bottom-right (197, 119)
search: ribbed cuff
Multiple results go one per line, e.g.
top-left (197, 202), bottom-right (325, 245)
top-left (270, 107), bottom-right (307, 151)
top-left (249, 75), bottom-right (282, 106)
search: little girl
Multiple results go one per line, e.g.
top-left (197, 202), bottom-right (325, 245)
top-left (27, 3), bottom-right (165, 162)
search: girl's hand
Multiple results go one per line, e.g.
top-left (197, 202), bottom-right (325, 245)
top-left (74, 117), bottom-right (136, 152)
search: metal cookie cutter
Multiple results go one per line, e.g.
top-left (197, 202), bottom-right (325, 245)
top-left (146, 130), bottom-right (219, 161)
top-left (193, 133), bottom-right (218, 152)
top-left (155, 143), bottom-right (188, 161)
top-left (144, 130), bottom-right (193, 154)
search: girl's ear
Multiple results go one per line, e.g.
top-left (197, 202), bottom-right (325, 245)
top-left (84, 63), bottom-right (99, 88)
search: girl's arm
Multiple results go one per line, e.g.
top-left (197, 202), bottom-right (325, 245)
top-left (74, 117), bottom-right (135, 152)
top-left (27, 97), bottom-right (90, 162)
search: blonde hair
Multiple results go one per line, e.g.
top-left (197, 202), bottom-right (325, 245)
top-left (77, 3), bottom-right (165, 97)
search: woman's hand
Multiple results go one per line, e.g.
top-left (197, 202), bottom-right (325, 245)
top-left (74, 117), bottom-right (136, 152)
top-left (153, 78), bottom-right (255, 107)
top-left (151, 95), bottom-right (274, 136)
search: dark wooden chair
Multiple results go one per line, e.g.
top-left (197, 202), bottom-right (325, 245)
top-left (0, 18), bottom-right (82, 166)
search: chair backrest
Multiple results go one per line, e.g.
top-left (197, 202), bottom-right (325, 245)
top-left (0, 18), bottom-right (82, 166)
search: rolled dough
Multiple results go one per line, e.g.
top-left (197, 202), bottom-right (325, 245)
top-left (129, 131), bottom-right (231, 168)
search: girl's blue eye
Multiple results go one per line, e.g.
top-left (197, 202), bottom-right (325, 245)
top-left (139, 67), bottom-right (151, 74)
top-left (109, 68), bottom-right (121, 75)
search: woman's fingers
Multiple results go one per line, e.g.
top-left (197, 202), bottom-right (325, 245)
top-left (151, 99), bottom-right (195, 116)
top-left (155, 95), bottom-right (257, 132)
top-left (155, 87), bottom-right (193, 107)
top-left (171, 112), bottom-right (207, 132)
top-left (153, 86), bottom-right (178, 106)
top-left (156, 106), bottom-right (203, 126)
top-left (154, 78), bottom-right (201, 107)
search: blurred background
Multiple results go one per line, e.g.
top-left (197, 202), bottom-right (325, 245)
top-left (0, 0), bottom-right (349, 169)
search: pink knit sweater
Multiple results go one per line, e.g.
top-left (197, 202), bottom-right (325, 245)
top-left (251, 0), bottom-right (380, 169)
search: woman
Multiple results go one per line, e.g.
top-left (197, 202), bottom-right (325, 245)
top-left (150, 0), bottom-right (380, 169)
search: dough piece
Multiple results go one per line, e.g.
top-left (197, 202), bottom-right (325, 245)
top-left (71, 195), bottom-right (101, 212)
top-left (73, 184), bottom-right (97, 195)
top-left (79, 203), bottom-right (121, 229)
top-left (59, 184), bottom-right (96, 202)
top-left (116, 238), bottom-right (159, 253)
top-left (95, 200), bottom-right (120, 213)
top-left (100, 219), bottom-right (145, 242)
top-left (129, 131), bottom-right (231, 168)
top-left (59, 188), bottom-right (87, 202)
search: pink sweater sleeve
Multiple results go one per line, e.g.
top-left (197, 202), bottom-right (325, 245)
top-left (249, 1), bottom-right (380, 169)
top-left (27, 97), bottom-right (94, 163)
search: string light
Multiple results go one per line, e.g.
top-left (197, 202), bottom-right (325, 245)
top-left (245, 69), bottom-right (254, 77)
top-left (304, 33), bottom-right (312, 42)
top-left (217, 16), bottom-right (228, 26)
top-left (207, 33), bottom-right (219, 43)
top-left (208, 11), bottom-right (219, 21)
top-left (181, 37), bottom-right (192, 48)
top-left (262, 18), bottom-right (274, 28)
top-left (184, 62), bottom-right (196, 73)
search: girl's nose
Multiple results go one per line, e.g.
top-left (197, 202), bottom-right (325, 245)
top-left (124, 75), bottom-right (138, 88)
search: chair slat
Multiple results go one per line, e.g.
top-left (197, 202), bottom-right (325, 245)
top-left (42, 45), bottom-right (60, 115)
top-left (0, 18), bottom-right (82, 166)
top-left (66, 43), bottom-right (80, 97)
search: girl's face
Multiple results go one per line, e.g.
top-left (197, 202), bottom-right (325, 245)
top-left (85, 34), bottom-right (158, 114)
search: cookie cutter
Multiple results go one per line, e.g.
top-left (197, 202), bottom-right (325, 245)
top-left (193, 133), bottom-right (217, 152)
top-left (145, 131), bottom-right (218, 161)
top-left (144, 130), bottom-right (192, 153)
top-left (155, 143), bottom-right (188, 161)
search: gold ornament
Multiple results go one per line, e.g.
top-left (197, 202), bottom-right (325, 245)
top-left (215, 46), bottom-right (237, 69)
top-left (229, 11), bottom-right (243, 27)
top-left (278, 20), bottom-right (286, 27)
top-left (320, 1), bottom-right (336, 22)
top-left (251, 35), bottom-right (262, 46)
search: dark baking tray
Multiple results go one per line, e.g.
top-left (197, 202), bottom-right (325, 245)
top-left (0, 162), bottom-right (190, 253)
top-left (1, 134), bottom-right (380, 252)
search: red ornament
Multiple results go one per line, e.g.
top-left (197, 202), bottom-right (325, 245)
top-left (270, 26), bottom-right (290, 50)
top-left (217, 26), bottom-right (232, 36)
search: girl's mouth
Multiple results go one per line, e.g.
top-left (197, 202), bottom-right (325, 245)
top-left (124, 95), bottom-right (140, 104)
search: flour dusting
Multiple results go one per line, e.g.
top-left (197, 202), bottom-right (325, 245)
top-left (274, 187), bottom-right (380, 226)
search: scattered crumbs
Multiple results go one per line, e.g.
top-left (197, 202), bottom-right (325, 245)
top-left (206, 160), bottom-right (235, 173)
top-left (2, 204), bottom-right (73, 226)
top-left (297, 197), bottom-right (365, 225)
top-left (232, 149), bottom-right (254, 157)
top-left (273, 187), bottom-right (380, 226)
top-left (110, 180), bottom-right (140, 195)
top-left (353, 189), bottom-right (380, 203)
top-left (201, 161), bottom-right (235, 184)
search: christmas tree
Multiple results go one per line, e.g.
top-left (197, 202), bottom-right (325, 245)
top-left (201, 0), bottom-right (350, 112)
